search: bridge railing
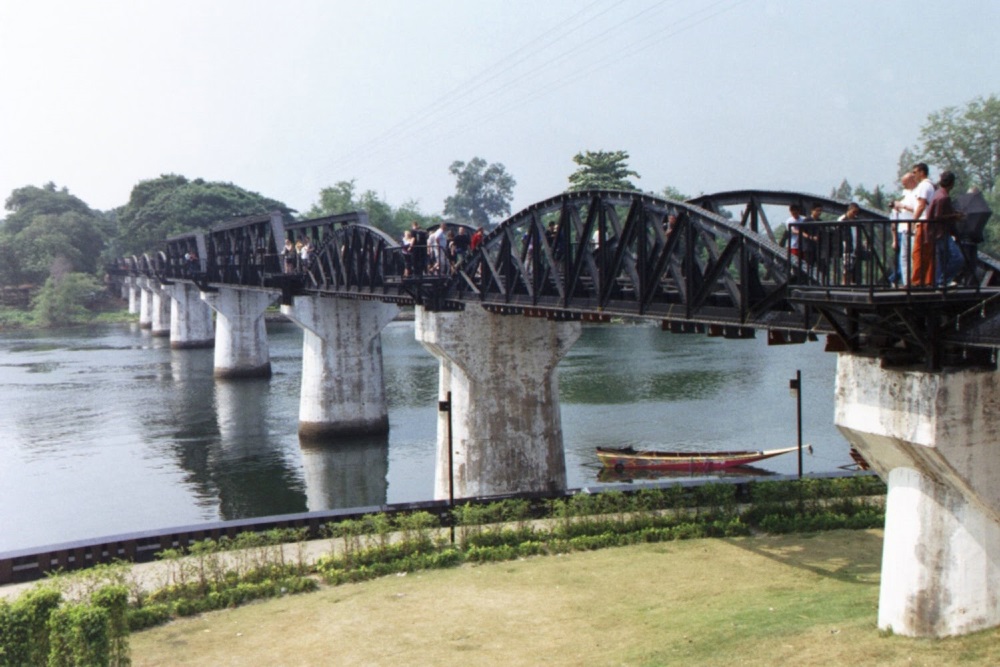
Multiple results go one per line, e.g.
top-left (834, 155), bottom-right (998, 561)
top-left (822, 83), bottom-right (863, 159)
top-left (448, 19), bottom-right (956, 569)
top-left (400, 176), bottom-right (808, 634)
top-left (787, 217), bottom-right (982, 293)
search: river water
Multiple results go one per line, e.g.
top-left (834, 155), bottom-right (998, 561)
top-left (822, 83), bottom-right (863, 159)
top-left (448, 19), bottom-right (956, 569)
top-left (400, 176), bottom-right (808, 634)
top-left (0, 317), bottom-right (851, 553)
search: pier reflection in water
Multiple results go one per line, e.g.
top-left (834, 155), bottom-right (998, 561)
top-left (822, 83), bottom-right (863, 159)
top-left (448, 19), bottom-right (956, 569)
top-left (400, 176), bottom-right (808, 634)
top-left (0, 318), bottom-right (846, 552)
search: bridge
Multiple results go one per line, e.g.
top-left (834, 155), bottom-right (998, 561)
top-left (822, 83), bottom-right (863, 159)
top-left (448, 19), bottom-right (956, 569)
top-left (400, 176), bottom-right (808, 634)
top-left (109, 188), bottom-right (1000, 638)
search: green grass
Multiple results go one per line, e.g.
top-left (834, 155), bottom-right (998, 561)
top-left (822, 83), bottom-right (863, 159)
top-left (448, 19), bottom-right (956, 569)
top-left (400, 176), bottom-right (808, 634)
top-left (128, 530), bottom-right (1000, 667)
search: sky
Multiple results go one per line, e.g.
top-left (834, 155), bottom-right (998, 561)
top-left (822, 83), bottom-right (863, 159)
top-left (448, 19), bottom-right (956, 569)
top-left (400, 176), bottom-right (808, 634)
top-left (1, 0), bottom-right (998, 221)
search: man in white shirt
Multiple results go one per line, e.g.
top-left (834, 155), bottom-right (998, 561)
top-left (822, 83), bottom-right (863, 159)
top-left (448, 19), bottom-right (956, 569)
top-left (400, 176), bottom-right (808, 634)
top-left (910, 162), bottom-right (936, 285)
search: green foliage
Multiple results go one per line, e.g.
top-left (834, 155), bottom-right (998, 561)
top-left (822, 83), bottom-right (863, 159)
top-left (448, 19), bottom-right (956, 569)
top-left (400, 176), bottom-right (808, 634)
top-left (31, 273), bottom-right (103, 327)
top-left (115, 174), bottom-right (293, 256)
top-left (90, 586), bottom-right (130, 667)
top-left (47, 603), bottom-right (112, 667)
top-left (918, 94), bottom-right (1000, 195)
top-left (0, 587), bottom-right (62, 667)
top-left (0, 183), bottom-right (106, 286)
top-left (660, 185), bottom-right (690, 201)
top-left (0, 305), bottom-right (33, 329)
top-left (305, 179), bottom-right (434, 239)
top-left (567, 150), bottom-right (640, 192)
top-left (443, 157), bottom-right (516, 227)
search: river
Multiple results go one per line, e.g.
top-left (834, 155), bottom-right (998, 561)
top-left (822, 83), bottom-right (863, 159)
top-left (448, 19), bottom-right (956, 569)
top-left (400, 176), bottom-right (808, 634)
top-left (0, 317), bottom-right (851, 552)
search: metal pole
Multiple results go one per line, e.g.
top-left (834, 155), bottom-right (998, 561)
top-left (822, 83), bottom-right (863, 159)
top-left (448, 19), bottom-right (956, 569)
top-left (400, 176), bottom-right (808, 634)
top-left (789, 371), bottom-right (803, 479)
top-left (439, 391), bottom-right (455, 544)
top-left (795, 370), bottom-right (803, 479)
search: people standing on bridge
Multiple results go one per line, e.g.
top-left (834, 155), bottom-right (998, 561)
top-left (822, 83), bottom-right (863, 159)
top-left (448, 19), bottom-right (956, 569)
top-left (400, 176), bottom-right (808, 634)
top-left (890, 172), bottom-right (918, 287)
top-left (809, 203), bottom-right (834, 282)
top-left (837, 202), bottom-right (862, 284)
top-left (786, 204), bottom-right (808, 264)
top-left (299, 236), bottom-right (313, 270)
top-left (926, 171), bottom-right (963, 287)
top-left (910, 163), bottom-right (937, 286)
top-left (410, 222), bottom-right (428, 276)
top-left (471, 226), bottom-right (485, 252)
top-left (451, 226), bottom-right (471, 270)
top-left (282, 238), bottom-right (296, 274)
top-left (401, 230), bottom-right (415, 277)
top-left (428, 224), bottom-right (447, 275)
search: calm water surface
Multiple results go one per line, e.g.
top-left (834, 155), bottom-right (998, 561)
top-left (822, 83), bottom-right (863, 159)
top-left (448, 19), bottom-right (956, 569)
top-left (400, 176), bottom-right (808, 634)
top-left (0, 318), bottom-right (850, 552)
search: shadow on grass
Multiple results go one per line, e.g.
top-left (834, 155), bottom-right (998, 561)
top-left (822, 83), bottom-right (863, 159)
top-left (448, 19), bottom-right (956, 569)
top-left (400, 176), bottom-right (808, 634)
top-left (723, 529), bottom-right (883, 585)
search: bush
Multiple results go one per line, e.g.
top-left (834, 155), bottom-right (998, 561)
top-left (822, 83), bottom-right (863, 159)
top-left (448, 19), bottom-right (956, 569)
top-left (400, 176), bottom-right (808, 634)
top-left (31, 273), bottom-right (102, 327)
top-left (47, 603), bottom-right (111, 667)
top-left (0, 587), bottom-right (62, 667)
top-left (91, 585), bottom-right (130, 666)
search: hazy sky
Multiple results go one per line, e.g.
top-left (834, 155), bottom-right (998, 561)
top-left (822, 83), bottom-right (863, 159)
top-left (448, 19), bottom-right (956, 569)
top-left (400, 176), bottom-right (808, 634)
top-left (2, 0), bottom-right (997, 220)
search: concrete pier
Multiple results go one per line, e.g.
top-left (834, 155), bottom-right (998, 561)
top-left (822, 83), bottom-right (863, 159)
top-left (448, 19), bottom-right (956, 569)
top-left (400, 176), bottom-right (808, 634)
top-left (164, 282), bottom-right (214, 349)
top-left (415, 306), bottom-right (580, 499)
top-left (835, 353), bottom-right (1000, 637)
top-left (150, 282), bottom-right (171, 338)
top-left (201, 287), bottom-right (276, 379)
top-left (127, 277), bottom-right (139, 314)
top-left (138, 278), bottom-right (153, 329)
top-left (281, 296), bottom-right (399, 439)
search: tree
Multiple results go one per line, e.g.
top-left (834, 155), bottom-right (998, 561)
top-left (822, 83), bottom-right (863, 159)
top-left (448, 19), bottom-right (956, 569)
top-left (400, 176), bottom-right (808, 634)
top-left (660, 185), bottom-right (689, 201)
top-left (852, 184), bottom-right (889, 211)
top-left (830, 179), bottom-right (853, 201)
top-left (306, 180), bottom-right (432, 238)
top-left (443, 158), bottom-right (516, 227)
top-left (567, 150), bottom-right (640, 191)
top-left (115, 175), bottom-right (294, 256)
top-left (305, 180), bottom-right (357, 218)
top-left (0, 184), bottom-right (106, 285)
top-left (31, 272), bottom-right (102, 327)
top-left (917, 94), bottom-right (1000, 195)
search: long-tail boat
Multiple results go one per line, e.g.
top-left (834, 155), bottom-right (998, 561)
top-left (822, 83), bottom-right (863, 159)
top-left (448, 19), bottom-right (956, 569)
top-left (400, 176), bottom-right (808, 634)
top-left (596, 445), bottom-right (803, 472)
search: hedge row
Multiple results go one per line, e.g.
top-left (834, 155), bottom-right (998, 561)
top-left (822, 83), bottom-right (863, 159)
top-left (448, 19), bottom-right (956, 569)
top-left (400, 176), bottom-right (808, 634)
top-left (1, 477), bottom-right (886, 665)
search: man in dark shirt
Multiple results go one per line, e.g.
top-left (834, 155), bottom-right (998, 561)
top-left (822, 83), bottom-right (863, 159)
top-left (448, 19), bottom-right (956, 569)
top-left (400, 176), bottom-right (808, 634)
top-left (410, 221), bottom-right (428, 276)
top-left (926, 171), bottom-right (962, 286)
top-left (451, 226), bottom-right (471, 268)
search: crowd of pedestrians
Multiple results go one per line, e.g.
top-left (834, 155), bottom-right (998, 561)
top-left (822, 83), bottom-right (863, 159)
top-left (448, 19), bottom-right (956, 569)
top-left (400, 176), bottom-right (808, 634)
top-left (785, 161), bottom-right (974, 288)
top-left (401, 222), bottom-right (482, 277)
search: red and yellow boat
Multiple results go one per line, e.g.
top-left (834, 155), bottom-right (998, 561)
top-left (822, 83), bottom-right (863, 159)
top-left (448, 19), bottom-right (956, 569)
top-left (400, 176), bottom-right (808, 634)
top-left (596, 445), bottom-right (801, 472)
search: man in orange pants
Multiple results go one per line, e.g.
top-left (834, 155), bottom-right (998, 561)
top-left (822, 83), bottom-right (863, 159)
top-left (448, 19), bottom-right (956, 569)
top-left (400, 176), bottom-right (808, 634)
top-left (910, 163), bottom-right (936, 286)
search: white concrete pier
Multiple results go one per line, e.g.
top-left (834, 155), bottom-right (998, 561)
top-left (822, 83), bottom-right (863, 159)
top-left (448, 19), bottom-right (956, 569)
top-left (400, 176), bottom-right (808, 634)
top-left (415, 306), bottom-right (581, 499)
top-left (150, 282), bottom-right (171, 338)
top-left (201, 287), bottom-right (276, 379)
top-left (138, 278), bottom-right (153, 329)
top-left (835, 353), bottom-right (1000, 637)
top-left (127, 276), bottom-right (140, 314)
top-left (164, 282), bottom-right (214, 349)
top-left (281, 295), bottom-right (399, 439)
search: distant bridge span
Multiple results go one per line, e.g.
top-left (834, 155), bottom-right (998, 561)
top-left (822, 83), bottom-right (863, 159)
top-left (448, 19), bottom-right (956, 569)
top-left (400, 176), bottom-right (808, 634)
top-left (121, 188), bottom-right (1000, 369)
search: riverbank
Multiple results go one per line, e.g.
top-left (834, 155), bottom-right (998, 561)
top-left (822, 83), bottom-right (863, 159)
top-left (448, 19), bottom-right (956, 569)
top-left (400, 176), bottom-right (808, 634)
top-left (126, 529), bottom-right (1000, 666)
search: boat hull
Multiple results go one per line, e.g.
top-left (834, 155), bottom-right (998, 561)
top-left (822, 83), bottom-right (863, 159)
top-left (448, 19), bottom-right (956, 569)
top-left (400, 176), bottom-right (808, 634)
top-left (596, 446), bottom-right (798, 472)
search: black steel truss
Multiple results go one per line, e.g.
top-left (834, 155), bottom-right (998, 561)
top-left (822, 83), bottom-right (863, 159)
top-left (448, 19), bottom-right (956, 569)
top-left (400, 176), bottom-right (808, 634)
top-left (118, 189), bottom-right (1000, 370)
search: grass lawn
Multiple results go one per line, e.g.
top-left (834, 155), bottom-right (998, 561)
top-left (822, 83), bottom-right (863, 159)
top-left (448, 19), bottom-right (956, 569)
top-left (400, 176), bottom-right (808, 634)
top-left (129, 529), bottom-right (1000, 666)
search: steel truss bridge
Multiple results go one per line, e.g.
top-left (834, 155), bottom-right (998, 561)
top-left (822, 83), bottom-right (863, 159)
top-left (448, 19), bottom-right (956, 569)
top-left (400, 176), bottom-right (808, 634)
top-left (113, 189), bottom-right (1000, 371)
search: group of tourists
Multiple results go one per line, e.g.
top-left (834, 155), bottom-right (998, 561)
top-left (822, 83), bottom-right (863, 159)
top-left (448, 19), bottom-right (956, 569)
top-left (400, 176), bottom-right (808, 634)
top-left (281, 236), bottom-right (313, 274)
top-left (785, 162), bottom-right (970, 288)
top-left (888, 163), bottom-right (967, 287)
top-left (785, 201), bottom-right (867, 284)
top-left (401, 222), bottom-right (484, 277)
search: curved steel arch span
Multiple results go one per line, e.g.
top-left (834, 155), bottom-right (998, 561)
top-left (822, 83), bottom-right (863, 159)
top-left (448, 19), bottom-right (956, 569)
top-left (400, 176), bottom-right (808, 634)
top-left (438, 189), bottom-right (814, 333)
